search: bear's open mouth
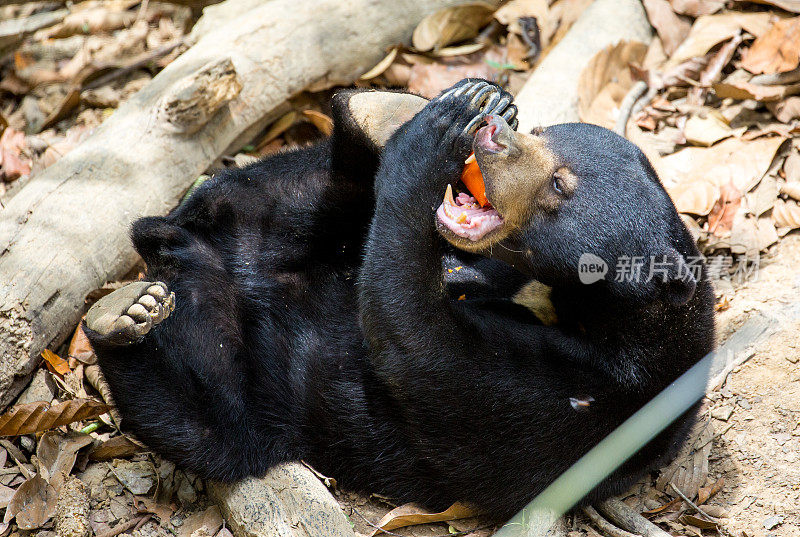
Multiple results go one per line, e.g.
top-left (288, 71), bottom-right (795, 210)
top-left (436, 183), bottom-right (504, 242)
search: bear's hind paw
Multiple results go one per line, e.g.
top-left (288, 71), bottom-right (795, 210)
top-left (85, 281), bottom-right (175, 345)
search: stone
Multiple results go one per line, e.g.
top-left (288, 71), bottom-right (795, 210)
top-left (210, 463), bottom-right (355, 537)
top-left (15, 369), bottom-right (56, 405)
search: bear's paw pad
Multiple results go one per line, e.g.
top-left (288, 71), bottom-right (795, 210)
top-left (86, 281), bottom-right (175, 344)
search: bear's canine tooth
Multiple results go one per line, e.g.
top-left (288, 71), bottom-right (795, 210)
top-left (444, 184), bottom-right (457, 208)
top-left (464, 153), bottom-right (476, 165)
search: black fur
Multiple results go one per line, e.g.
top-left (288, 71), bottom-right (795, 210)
top-left (86, 81), bottom-right (715, 520)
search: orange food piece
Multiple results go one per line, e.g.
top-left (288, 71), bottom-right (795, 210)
top-left (461, 153), bottom-right (488, 207)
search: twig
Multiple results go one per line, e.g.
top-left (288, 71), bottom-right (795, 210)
top-left (596, 498), bottom-right (673, 537)
top-left (615, 80), bottom-right (648, 137)
top-left (95, 515), bottom-right (149, 537)
top-left (668, 483), bottom-right (716, 522)
top-left (133, 514), bottom-right (153, 532)
top-left (583, 506), bottom-right (641, 537)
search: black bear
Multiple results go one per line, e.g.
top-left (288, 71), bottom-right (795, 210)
top-left (85, 79), bottom-right (715, 520)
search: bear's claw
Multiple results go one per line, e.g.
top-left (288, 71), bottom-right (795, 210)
top-left (85, 281), bottom-right (175, 345)
top-left (441, 80), bottom-right (518, 135)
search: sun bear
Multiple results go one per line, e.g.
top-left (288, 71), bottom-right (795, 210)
top-left (84, 79), bottom-right (715, 519)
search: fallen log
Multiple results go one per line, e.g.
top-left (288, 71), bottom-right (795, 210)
top-left (514, 0), bottom-right (653, 131)
top-left (0, 0), bottom-right (500, 409)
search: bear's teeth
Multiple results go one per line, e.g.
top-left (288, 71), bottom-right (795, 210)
top-left (444, 184), bottom-right (457, 208)
top-left (457, 212), bottom-right (467, 224)
top-left (464, 153), bottom-right (476, 165)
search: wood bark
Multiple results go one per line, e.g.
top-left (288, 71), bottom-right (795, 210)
top-left (514, 0), bottom-right (653, 132)
top-left (0, 0), bottom-right (499, 409)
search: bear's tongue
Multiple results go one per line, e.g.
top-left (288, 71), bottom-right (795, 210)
top-left (436, 184), bottom-right (504, 241)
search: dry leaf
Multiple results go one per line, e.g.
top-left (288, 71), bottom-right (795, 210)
top-left (668, 180), bottom-right (720, 215)
top-left (0, 399), bottom-right (108, 436)
top-left (369, 502), bottom-right (479, 536)
top-left (730, 208), bottom-right (761, 255)
top-left (577, 41), bottom-right (648, 128)
top-left (680, 514), bottom-right (719, 530)
top-left (661, 136), bottom-right (785, 192)
top-left (741, 16), bottom-right (800, 74)
top-left (360, 47), bottom-right (399, 80)
top-left (657, 417), bottom-right (713, 500)
top-left (712, 80), bottom-right (799, 102)
top-left (683, 111), bottom-right (745, 146)
top-left (768, 96), bottom-right (800, 122)
top-left (36, 7), bottom-right (136, 40)
top-left (301, 110), bottom-right (333, 136)
top-left (643, 0), bottom-right (691, 55)
top-left (0, 127), bottom-right (31, 181)
top-left (431, 42), bottom-right (486, 57)
top-left (669, 0), bottom-right (724, 16)
top-left (773, 198), bottom-right (800, 228)
top-left (89, 435), bottom-right (143, 461)
top-left (756, 215), bottom-right (779, 250)
top-left (746, 174), bottom-right (779, 215)
top-left (0, 484), bottom-right (14, 510)
top-left (743, 0), bottom-right (800, 13)
top-left (36, 432), bottom-right (92, 492)
top-left (178, 506), bottom-right (223, 537)
top-left (407, 60), bottom-right (496, 98)
top-left (41, 349), bottom-right (70, 378)
top-left (781, 181), bottom-right (800, 200)
top-left (708, 182), bottom-right (742, 234)
top-left (3, 474), bottom-right (57, 530)
top-left (68, 323), bottom-right (96, 365)
top-left (667, 12), bottom-right (772, 67)
top-left (412, 3), bottom-right (495, 52)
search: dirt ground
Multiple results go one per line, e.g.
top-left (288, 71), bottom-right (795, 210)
top-left (704, 234), bottom-right (800, 537)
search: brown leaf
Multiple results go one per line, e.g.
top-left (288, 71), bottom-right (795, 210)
top-left (696, 477), bottom-right (725, 505)
top-left (178, 506), bottom-right (222, 537)
top-left (708, 182), bottom-right (742, 235)
top-left (301, 110), bottom-right (333, 136)
top-left (0, 399), bottom-right (108, 437)
top-left (36, 7), bottom-right (136, 40)
top-left (412, 3), bottom-right (495, 52)
top-left (768, 95), bottom-right (800, 122)
top-left (41, 350), bottom-right (70, 378)
top-left (4, 474), bottom-right (57, 530)
top-left (683, 112), bottom-right (745, 146)
top-left (407, 60), bottom-right (496, 99)
top-left (712, 80), bottom-right (798, 102)
top-left (773, 198), bottom-right (800, 228)
top-left (669, 180), bottom-right (720, 215)
top-left (667, 12), bottom-right (773, 67)
top-left (643, 0), bottom-right (691, 55)
top-left (657, 417), bottom-right (713, 500)
top-left (661, 136), bottom-right (786, 192)
top-left (669, 0), bottom-right (724, 17)
top-left (577, 41), bottom-right (648, 128)
top-left (369, 502), bottom-right (479, 536)
top-left (742, 17), bottom-right (800, 74)
top-left (680, 514), bottom-right (719, 530)
top-left (68, 323), bottom-right (96, 366)
top-left (0, 127), bottom-right (31, 181)
top-left (36, 432), bottom-right (92, 492)
top-left (744, 0), bottom-right (800, 13)
top-left (89, 435), bottom-right (142, 461)
top-left (781, 181), bottom-right (800, 200)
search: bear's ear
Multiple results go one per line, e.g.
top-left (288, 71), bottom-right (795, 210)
top-left (331, 90), bottom-right (428, 149)
top-left (656, 248), bottom-right (697, 306)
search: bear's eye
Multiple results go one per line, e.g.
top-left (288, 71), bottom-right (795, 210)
top-left (552, 172), bottom-right (564, 194)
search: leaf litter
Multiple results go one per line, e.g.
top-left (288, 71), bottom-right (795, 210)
top-left (2, 1), bottom-right (800, 536)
